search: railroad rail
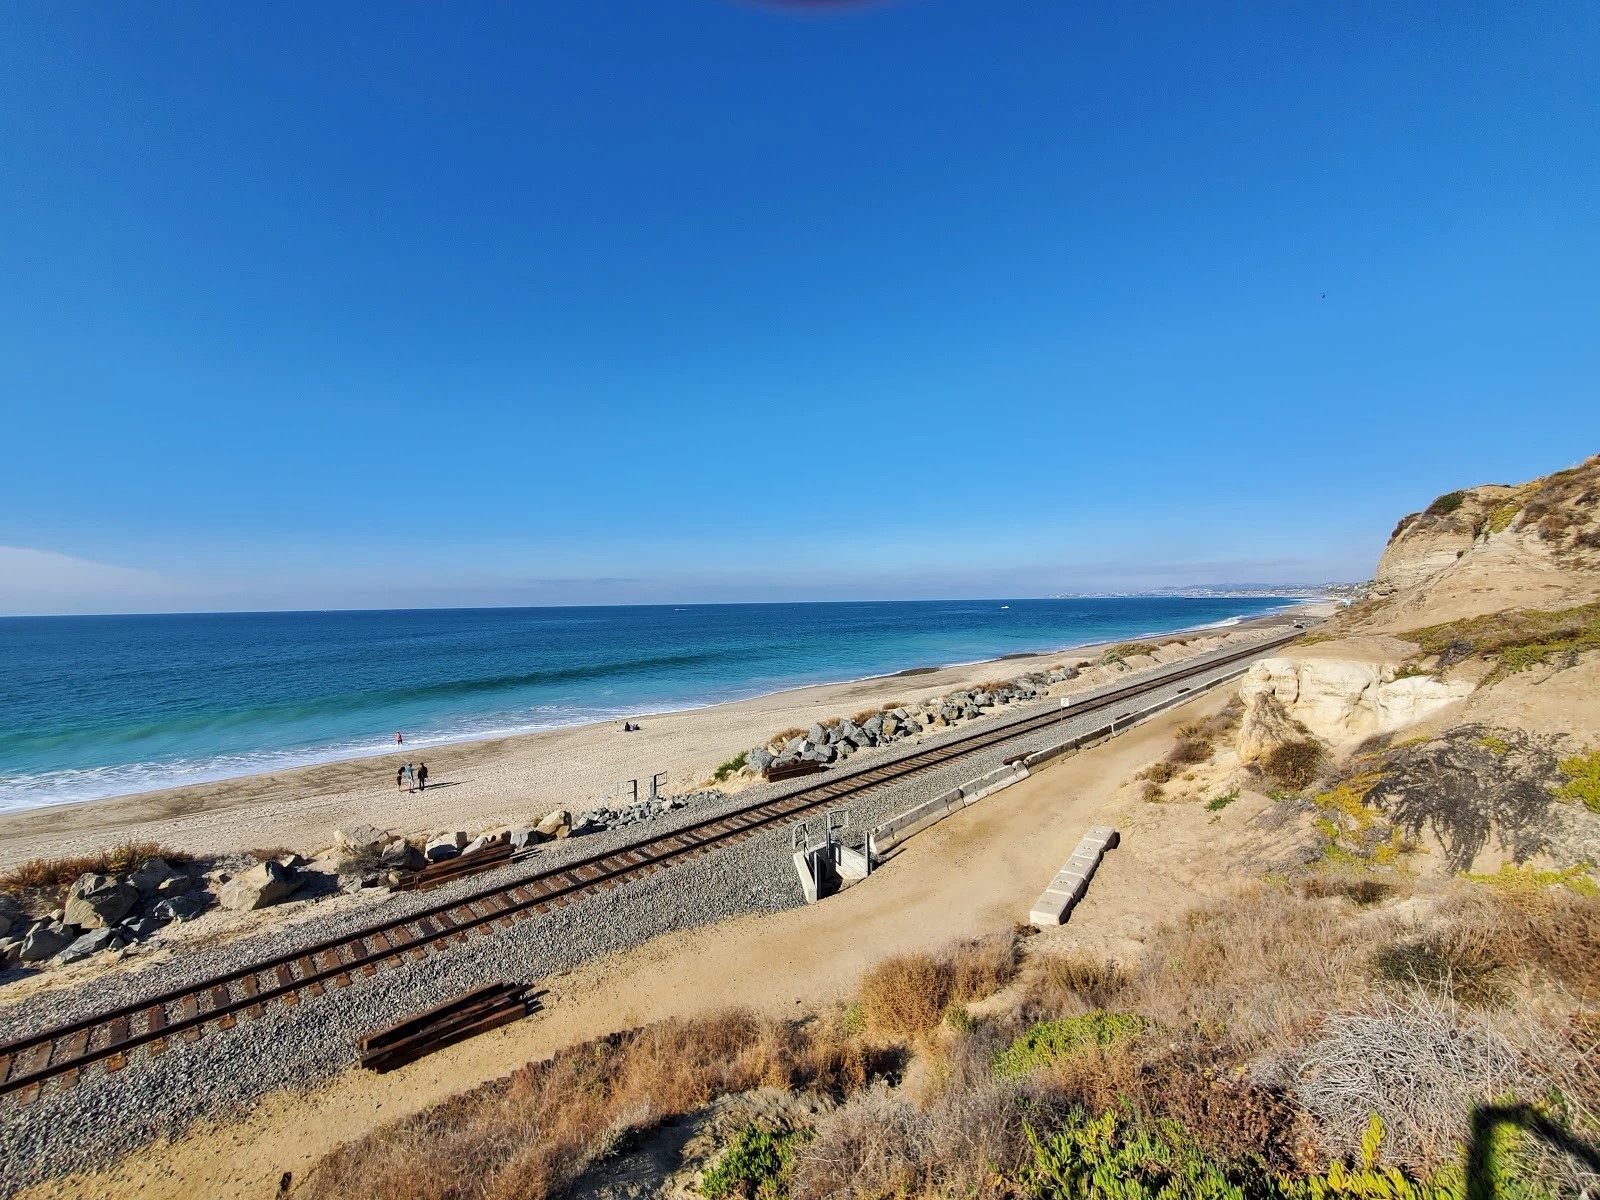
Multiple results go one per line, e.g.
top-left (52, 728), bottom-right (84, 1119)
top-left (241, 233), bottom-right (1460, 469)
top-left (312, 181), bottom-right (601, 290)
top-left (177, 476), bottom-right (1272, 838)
top-left (0, 627), bottom-right (1303, 1104)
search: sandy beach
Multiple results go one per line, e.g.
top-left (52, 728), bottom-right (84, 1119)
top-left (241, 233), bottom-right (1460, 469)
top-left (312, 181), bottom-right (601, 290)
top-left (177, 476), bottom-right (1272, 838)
top-left (0, 605), bottom-right (1325, 870)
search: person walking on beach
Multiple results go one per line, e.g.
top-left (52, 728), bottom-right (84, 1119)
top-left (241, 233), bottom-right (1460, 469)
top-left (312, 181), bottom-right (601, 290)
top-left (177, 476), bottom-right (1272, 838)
top-left (396, 765), bottom-right (406, 793)
top-left (417, 762), bottom-right (429, 792)
top-left (404, 762), bottom-right (415, 793)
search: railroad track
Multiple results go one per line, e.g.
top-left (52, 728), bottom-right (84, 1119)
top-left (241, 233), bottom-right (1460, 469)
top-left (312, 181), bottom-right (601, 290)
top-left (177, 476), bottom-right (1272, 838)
top-left (0, 627), bottom-right (1302, 1105)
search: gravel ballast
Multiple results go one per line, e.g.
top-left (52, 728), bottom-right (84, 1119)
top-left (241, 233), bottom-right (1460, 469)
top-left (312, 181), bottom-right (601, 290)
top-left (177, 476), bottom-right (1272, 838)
top-left (0, 634), bottom-right (1287, 1194)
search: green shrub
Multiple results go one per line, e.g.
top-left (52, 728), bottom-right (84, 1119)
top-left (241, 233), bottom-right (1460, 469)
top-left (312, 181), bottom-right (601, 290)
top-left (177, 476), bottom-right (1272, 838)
top-left (1205, 789), bottom-right (1239, 813)
top-left (1404, 601), bottom-right (1600, 684)
top-left (711, 752), bottom-right (748, 784)
top-left (1425, 490), bottom-right (1465, 517)
top-left (1553, 747), bottom-right (1600, 813)
top-left (1015, 1110), bottom-right (1539, 1199)
top-left (701, 1123), bottom-right (802, 1200)
top-left (993, 1012), bottom-right (1144, 1079)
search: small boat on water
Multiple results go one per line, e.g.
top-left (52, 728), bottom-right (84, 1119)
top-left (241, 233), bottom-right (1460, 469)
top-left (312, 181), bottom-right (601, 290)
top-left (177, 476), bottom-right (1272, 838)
top-left (1000, 605), bottom-right (1010, 609)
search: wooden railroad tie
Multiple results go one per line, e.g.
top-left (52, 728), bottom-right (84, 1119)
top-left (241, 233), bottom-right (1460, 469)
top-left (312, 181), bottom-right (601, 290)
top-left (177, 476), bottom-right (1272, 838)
top-left (357, 982), bottom-right (535, 1073)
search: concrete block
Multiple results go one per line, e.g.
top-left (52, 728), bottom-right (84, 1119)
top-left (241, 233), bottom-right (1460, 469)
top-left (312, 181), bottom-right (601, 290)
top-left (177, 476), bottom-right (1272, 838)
top-left (1028, 825), bottom-right (1120, 927)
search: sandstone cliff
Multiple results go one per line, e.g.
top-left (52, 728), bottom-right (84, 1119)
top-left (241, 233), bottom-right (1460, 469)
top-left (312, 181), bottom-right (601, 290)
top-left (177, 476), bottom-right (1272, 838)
top-left (1362, 453), bottom-right (1600, 630)
top-left (1226, 452), bottom-right (1600, 876)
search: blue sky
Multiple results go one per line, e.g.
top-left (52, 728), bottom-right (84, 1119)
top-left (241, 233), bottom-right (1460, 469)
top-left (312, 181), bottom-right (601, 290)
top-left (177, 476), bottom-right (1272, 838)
top-left (2, 1), bottom-right (1597, 615)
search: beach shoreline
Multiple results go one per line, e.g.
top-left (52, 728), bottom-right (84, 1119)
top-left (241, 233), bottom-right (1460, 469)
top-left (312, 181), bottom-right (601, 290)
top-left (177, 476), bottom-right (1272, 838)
top-left (0, 602), bottom-right (1327, 869)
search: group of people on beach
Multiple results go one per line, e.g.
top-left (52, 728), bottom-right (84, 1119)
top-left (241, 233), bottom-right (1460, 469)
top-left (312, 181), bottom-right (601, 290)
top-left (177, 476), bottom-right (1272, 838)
top-left (396, 761), bottom-right (429, 793)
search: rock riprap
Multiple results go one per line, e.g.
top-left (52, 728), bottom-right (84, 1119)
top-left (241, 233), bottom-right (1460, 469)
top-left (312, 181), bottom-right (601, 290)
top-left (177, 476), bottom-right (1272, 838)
top-left (217, 859), bottom-right (302, 912)
top-left (62, 874), bottom-right (138, 930)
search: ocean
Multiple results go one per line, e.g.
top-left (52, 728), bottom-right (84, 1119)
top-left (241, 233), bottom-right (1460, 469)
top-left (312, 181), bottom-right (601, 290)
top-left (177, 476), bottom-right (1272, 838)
top-left (0, 597), bottom-right (1296, 812)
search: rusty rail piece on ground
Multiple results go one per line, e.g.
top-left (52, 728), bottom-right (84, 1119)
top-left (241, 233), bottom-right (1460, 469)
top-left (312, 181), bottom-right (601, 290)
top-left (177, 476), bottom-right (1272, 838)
top-left (0, 628), bottom-right (1302, 1106)
top-left (395, 838), bottom-right (515, 892)
top-left (358, 982), bottom-right (534, 1072)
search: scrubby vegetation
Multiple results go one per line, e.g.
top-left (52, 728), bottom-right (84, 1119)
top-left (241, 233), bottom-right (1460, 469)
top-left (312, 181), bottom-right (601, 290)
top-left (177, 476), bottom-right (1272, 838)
top-left (303, 876), bottom-right (1600, 1200)
top-left (0, 840), bottom-right (195, 900)
top-left (702, 1122), bottom-right (805, 1200)
top-left (1206, 788), bottom-right (1240, 812)
top-left (1137, 701), bottom-right (1243, 801)
top-left (1426, 490), bottom-right (1466, 517)
top-left (1262, 738), bottom-right (1326, 791)
top-left (1554, 747), bottom-right (1600, 814)
top-left (1404, 601), bottom-right (1600, 684)
top-left (711, 751), bottom-right (749, 784)
top-left (300, 1010), bottom-right (891, 1200)
top-left (856, 934), bottom-right (1019, 1035)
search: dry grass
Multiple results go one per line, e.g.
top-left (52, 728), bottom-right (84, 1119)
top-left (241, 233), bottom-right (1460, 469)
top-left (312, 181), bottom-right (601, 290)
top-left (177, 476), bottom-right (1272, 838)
top-left (946, 933), bottom-right (1021, 1004)
top-left (769, 727), bottom-right (807, 747)
top-left (0, 840), bottom-right (194, 897)
top-left (858, 953), bottom-right (951, 1036)
top-left (1020, 952), bottom-right (1130, 1017)
top-left (1260, 738), bottom-right (1325, 790)
top-left (302, 1009), bottom-right (885, 1200)
top-left (1297, 870), bottom-right (1402, 907)
top-left (857, 935), bottom-right (1019, 1037)
top-left (1425, 884), bottom-right (1600, 998)
top-left (1134, 703), bottom-right (1243, 798)
top-left (1122, 882), bottom-right (1382, 1057)
top-left (247, 846), bottom-right (297, 863)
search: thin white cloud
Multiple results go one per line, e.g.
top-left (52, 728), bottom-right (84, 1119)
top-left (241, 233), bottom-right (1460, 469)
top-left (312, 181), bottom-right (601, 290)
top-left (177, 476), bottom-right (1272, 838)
top-left (0, 546), bottom-right (181, 616)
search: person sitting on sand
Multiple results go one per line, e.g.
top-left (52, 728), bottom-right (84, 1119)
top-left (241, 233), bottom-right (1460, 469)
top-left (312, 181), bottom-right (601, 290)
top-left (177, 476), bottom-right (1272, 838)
top-left (417, 762), bottom-right (429, 791)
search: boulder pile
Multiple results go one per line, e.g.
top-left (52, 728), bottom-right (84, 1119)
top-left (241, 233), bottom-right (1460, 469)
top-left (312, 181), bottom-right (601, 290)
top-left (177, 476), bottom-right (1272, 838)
top-left (0, 855), bottom-right (216, 972)
top-left (748, 666), bottom-right (1078, 778)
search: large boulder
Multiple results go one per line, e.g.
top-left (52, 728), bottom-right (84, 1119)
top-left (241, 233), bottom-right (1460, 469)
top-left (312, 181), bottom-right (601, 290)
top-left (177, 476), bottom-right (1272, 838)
top-left (509, 827), bottom-right (544, 851)
top-left (55, 928), bottom-right (121, 965)
top-left (748, 746), bottom-right (774, 774)
top-left (1239, 656), bottom-right (1472, 746)
top-left (425, 832), bottom-right (466, 862)
top-left (19, 924), bottom-right (74, 963)
top-left (336, 823), bottom-right (389, 858)
top-left (380, 838), bottom-right (425, 871)
top-left (63, 873), bottom-right (138, 929)
top-left (218, 860), bottom-right (298, 912)
top-left (155, 873), bottom-right (193, 897)
top-left (535, 810), bottom-right (571, 839)
top-left (152, 893), bottom-right (208, 922)
top-left (0, 895), bottom-right (18, 938)
top-left (128, 857), bottom-right (179, 893)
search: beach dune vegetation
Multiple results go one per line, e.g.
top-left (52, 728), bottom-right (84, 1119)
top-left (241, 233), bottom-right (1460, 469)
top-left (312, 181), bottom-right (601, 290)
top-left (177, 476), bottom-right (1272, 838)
top-left (0, 840), bottom-right (194, 897)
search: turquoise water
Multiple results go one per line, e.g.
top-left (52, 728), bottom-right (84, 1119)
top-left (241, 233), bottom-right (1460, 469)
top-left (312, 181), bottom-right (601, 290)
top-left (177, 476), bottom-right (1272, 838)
top-left (0, 597), bottom-right (1294, 811)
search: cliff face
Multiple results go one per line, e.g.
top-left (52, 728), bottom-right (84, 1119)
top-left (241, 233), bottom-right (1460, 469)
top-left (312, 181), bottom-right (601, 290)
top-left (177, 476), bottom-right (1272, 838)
top-left (1361, 454), bottom-right (1600, 630)
top-left (1235, 453), bottom-right (1600, 799)
top-left (1225, 453), bottom-right (1600, 878)
top-left (1372, 485), bottom-right (1517, 597)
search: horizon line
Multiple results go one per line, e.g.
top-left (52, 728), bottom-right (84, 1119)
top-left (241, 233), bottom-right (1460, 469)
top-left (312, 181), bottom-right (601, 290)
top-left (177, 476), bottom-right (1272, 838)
top-left (0, 586), bottom-right (1355, 621)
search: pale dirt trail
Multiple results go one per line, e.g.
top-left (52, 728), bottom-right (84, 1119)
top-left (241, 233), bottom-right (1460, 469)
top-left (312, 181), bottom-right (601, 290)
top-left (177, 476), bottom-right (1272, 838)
top-left (19, 687), bottom-right (1300, 1200)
